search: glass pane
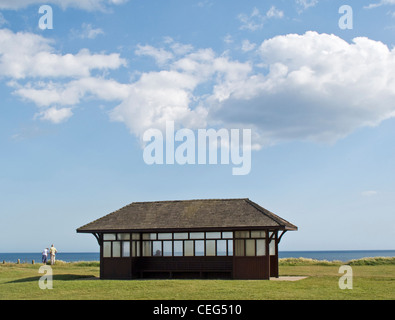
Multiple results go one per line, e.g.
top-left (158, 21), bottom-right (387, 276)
top-left (142, 241), bottom-right (152, 256)
top-left (269, 240), bottom-right (276, 256)
top-left (158, 233), bottom-right (172, 240)
top-left (117, 233), bottom-right (130, 240)
top-left (131, 233), bottom-right (140, 240)
top-left (222, 232), bottom-right (233, 239)
top-left (235, 239), bottom-right (244, 256)
top-left (136, 241), bottom-right (141, 257)
top-left (256, 239), bottom-right (265, 256)
top-left (227, 240), bottom-right (233, 256)
top-left (216, 240), bottom-right (227, 256)
top-left (132, 241), bottom-right (139, 257)
top-left (142, 233), bottom-right (156, 240)
top-left (163, 241), bottom-right (172, 256)
top-left (246, 239), bottom-right (255, 256)
top-left (251, 231), bottom-right (266, 238)
top-left (190, 232), bottom-right (204, 239)
top-left (153, 241), bottom-right (162, 256)
top-left (103, 233), bottom-right (116, 241)
top-left (206, 232), bottom-right (221, 239)
top-left (112, 241), bottom-right (121, 257)
top-left (103, 242), bottom-right (111, 257)
top-left (235, 231), bottom-right (250, 238)
top-left (122, 241), bottom-right (130, 257)
top-left (195, 240), bottom-right (204, 256)
top-left (206, 240), bottom-right (216, 256)
top-left (185, 240), bottom-right (194, 256)
top-left (174, 233), bottom-right (188, 240)
top-left (174, 241), bottom-right (183, 256)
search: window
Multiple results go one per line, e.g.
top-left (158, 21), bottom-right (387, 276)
top-left (117, 233), bottom-right (130, 240)
top-left (195, 240), bottom-right (204, 256)
top-left (143, 241), bottom-right (152, 256)
top-left (158, 233), bottom-right (172, 240)
top-left (251, 231), bottom-right (265, 238)
top-left (206, 240), bottom-right (216, 256)
top-left (103, 233), bottom-right (116, 241)
top-left (131, 241), bottom-right (140, 257)
top-left (227, 240), bottom-right (233, 256)
top-left (235, 231), bottom-right (250, 238)
top-left (174, 233), bottom-right (188, 240)
top-left (206, 232), bottom-right (221, 239)
top-left (163, 241), bottom-right (172, 256)
top-left (174, 241), bottom-right (183, 256)
top-left (112, 241), bottom-right (121, 257)
top-left (143, 233), bottom-right (156, 240)
top-left (256, 239), bottom-right (265, 256)
top-left (184, 240), bottom-right (194, 256)
top-left (235, 239), bottom-right (244, 256)
top-left (222, 232), bottom-right (233, 239)
top-left (153, 241), bottom-right (162, 256)
top-left (190, 232), bottom-right (204, 239)
top-left (216, 240), bottom-right (227, 256)
top-left (103, 242), bottom-right (111, 258)
top-left (122, 241), bottom-right (130, 257)
top-left (125, 231), bottom-right (239, 257)
top-left (103, 233), bottom-right (131, 258)
top-left (245, 239), bottom-right (255, 256)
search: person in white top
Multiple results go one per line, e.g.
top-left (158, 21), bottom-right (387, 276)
top-left (42, 248), bottom-right (49, 265)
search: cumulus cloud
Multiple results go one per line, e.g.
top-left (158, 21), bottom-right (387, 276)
top-left (4, 28), bottom-right (395, 148)
top-left (1, 28), bottom-right (126, 123)
top-left (0, 29), bottom-right (125, 79)
top-left (0, 0), bottom-right (128, 11)
top-left (208, 32), bottom-right (395, 146)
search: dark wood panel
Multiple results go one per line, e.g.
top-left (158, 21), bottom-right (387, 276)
top-left (233, 256), bottom-right (269, 279)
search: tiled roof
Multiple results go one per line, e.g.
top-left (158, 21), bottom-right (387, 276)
top-left (76, 198), bottom-right (298, 232)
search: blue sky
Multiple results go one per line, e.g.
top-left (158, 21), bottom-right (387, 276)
top-left (0, 0), bottom-right (395, 252)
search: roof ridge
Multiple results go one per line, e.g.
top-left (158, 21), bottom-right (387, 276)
top-left (132, 198), bottom-right (249, 204)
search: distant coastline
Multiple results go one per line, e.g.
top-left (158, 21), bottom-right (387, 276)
top-left (1, 250), bottom-right (394, 263)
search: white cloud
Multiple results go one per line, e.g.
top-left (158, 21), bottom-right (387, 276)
top-left (241, 39), bottom-right (256, 52)
top-left (0, 0), bottom-right (128, 11)
top-left (135, 44), bottom-right (174, 66)
top-left (266, 6), bottom-right (284, 19)
top-left (296, 0), bottom-right (318, 12)
top-left (365, 0), bottom-right (395, 9)
top-left (35, 107), bottom-right (73, 124)
top-left (238, 6), bottom-right (284, 31)
top-left (1, 29), bottom-right (127, 124)
top-left (0, 29), bottom-right (126, 79)
top-left (72, 23), bottom-right (105, 39)
top-left (207, 32), bottom-right (395, 146)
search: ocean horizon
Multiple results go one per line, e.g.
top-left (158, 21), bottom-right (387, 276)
top-left (1, 250), bottom-right (394, 263)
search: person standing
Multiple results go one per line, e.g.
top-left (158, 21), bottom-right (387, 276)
top-left (42, 248), bottom-right (49, 265)
top-left (49, 244), bottom-right (57, 265)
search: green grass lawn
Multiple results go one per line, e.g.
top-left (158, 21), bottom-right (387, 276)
top-left (0, 258), bottom-right (394, 300)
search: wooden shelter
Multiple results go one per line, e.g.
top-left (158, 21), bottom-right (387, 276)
top-left (76, 198), bottom-right (297, 280)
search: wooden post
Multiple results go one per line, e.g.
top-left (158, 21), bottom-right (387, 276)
top-left (17, 259), bottom-right (20, 264)
top-left (32, 260), bottom-right (35, 265)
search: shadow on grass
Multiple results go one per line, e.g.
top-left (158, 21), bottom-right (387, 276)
top-left (7, 274), bottom-right (96, 284)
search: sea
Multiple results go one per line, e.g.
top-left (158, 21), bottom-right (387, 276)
top-left (0, 250), bottom-right (394, 263)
